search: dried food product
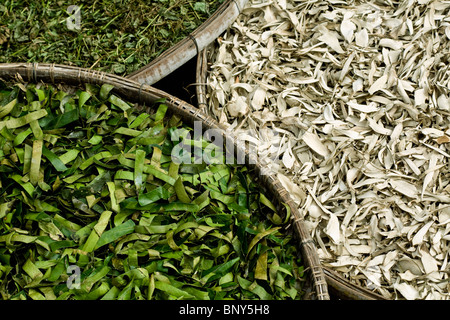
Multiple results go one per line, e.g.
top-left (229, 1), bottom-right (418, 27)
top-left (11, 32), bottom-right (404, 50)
top-left (204, 0), bottom-right (450, 299)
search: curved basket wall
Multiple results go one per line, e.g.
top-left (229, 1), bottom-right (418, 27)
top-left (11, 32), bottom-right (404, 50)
top-left (0, 62), bottom-right (330, 300)
top-left (196, 48), bottom-right (388, 300)
top-left (127, 0), bottom-right (248, 85)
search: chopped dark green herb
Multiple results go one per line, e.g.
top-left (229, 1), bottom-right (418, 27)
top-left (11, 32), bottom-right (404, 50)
top-left (0, 0), bottom-right (225, 76)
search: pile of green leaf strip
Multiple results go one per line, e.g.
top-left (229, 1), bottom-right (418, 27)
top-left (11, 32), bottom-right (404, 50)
top-left (0, 0), bottom-right (224, 75)
top-left (0, 81), bottom-right (305, 300)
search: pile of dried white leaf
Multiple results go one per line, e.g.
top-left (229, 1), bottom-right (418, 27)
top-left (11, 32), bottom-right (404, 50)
top-left (203, 0), bottom-right (450, 299)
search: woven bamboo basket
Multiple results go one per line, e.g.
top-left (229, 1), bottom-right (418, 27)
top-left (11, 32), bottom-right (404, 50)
top-left (127, 0), bottom-right (248, 86)
top-left (0, 62), bottom-right (330, 300)
top-left (196, 47), bottom-right (387, 300)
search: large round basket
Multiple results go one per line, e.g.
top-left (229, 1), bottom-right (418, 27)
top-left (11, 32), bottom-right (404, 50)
top-left (196, 47), bottom-right (387, 300)
top-left (127, 0), bottom-right (248, 86)
top-left (0, 62), bottom-right (330, 300)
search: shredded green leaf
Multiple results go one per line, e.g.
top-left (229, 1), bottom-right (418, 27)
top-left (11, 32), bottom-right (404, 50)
top-left (0, 81), bottom-right (305, 301)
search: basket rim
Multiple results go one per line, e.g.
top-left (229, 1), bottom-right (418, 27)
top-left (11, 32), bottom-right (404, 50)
top-left (0, 62), bottom-right (330, 300)
top-left (127, 0), bottom-right (249, 85)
